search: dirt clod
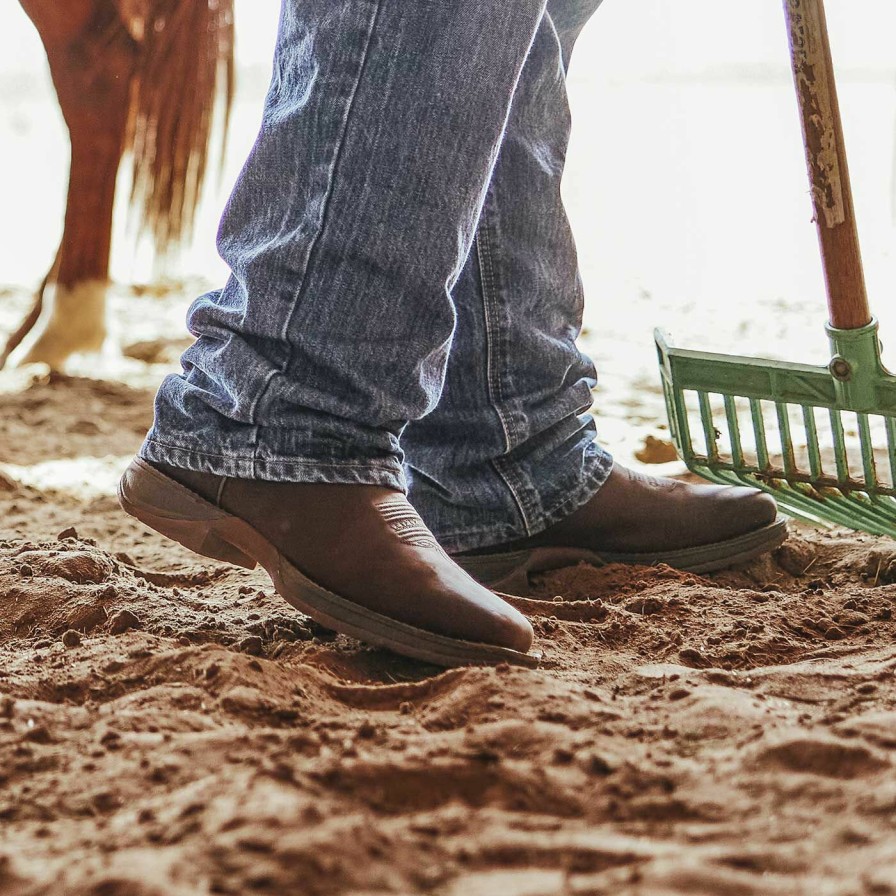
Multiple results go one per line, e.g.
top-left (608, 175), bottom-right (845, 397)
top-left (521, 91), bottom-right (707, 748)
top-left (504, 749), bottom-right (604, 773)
top-left (108, 610), bottom-right (141, 634)
top-left (635, 434), bottom-right (679, 464)
top-left (61, 630), bottom-right (82, 648)
top-left (236, 635), bottom-right (264, 656)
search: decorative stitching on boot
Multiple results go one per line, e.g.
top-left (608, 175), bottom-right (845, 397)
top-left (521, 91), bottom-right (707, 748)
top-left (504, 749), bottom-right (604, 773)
top-left (374, 497), bottom-right (440, 549)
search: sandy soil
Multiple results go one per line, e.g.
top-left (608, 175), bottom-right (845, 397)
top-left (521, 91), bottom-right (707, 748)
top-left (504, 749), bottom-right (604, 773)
top-left (2, 287), bottom-right (896, 896)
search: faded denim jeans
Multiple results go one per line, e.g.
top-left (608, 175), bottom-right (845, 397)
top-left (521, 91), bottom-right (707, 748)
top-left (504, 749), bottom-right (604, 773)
top-left (141, 0), bottom-right (613, 553)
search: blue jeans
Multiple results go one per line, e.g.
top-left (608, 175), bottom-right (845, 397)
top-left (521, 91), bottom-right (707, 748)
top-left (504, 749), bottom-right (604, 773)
top-left (141, 0), bottom-right (612, 553)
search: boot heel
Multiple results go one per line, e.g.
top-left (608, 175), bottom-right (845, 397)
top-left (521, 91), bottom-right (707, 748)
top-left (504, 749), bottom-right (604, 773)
top-left (120, 502), bottom-right (259, 571)
top-left (117, 460), bottom-right (258, 570)
top-left (199, 530), bottom-right (257, 570)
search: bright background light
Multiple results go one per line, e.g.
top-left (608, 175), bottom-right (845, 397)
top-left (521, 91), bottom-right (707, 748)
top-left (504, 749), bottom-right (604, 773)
top-left (1, 0), bottom-right (894, 371)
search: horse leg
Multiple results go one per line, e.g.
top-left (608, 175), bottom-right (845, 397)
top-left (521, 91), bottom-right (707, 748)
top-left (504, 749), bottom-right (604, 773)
top-left (7, 1), bottom-right (136, 368)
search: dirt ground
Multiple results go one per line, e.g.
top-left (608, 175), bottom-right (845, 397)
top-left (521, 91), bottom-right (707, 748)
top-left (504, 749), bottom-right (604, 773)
top-left (2, 287), bottom-right (896, 896)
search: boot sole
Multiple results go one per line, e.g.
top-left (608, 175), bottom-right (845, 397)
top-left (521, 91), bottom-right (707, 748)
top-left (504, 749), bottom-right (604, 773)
top-left (118, 458), bottom-right (539, 669)
top-left (453, 517), bottom-right (789, 595)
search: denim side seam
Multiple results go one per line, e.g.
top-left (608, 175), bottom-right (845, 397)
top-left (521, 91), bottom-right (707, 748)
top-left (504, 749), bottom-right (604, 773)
top-left (476, 214), bottom-right (542, 535)
top-left (477, 210), bottom-right (560, 535)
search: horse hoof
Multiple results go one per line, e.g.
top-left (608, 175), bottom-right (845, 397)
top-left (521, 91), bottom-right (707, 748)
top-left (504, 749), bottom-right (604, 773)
top-left (7, 280), bottom-right (108, 369)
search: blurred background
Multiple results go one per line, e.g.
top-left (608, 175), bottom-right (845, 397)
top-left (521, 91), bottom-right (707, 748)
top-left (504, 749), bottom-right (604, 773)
top-left (1, 0), bottom-right (895, 460)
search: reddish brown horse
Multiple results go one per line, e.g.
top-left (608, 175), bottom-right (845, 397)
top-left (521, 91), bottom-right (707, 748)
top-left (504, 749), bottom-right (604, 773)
top-left (3, 0), bottom-right (234, 368)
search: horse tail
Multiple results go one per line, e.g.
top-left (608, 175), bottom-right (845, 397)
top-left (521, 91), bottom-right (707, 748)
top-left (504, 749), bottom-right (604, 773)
top-left (126, 0), bottom-right (235, 257)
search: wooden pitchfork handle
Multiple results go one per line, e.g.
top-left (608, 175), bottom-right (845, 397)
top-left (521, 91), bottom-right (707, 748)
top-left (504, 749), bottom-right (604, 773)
top-left (783, 0), bottom-right (872, 331)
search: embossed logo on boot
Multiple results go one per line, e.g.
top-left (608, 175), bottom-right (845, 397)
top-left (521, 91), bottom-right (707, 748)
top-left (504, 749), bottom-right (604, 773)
top-left (375, 497), bottom-right (440, 549)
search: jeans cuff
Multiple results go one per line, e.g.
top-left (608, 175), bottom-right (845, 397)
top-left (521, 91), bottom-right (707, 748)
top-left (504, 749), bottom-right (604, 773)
top-left (437, 446), bottom-right (614, 554)
top-left (139, 438), bottom-right (407, 492)
top-left (525, 447), bottom-right (614, 537)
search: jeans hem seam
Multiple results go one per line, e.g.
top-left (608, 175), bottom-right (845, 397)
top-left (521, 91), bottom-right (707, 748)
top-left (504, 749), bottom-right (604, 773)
top-left (141, 438), bottom-right (402, 475)
top-left (435, 448), bottom-right (614, 553)
top-left (532, 449), bottom-right (614, 533)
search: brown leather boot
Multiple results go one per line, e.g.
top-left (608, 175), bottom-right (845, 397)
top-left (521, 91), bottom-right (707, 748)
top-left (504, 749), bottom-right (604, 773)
top-left (118, 458), bottom-right (535, 667)
top-left (454, 463), bottom-right (786, 594)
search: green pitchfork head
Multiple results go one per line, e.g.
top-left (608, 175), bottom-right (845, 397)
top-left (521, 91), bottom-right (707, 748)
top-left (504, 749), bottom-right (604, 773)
top-left (655, 320), bottom-right (896, 537)
top-left (655, 0), bottom-right (896, 539)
